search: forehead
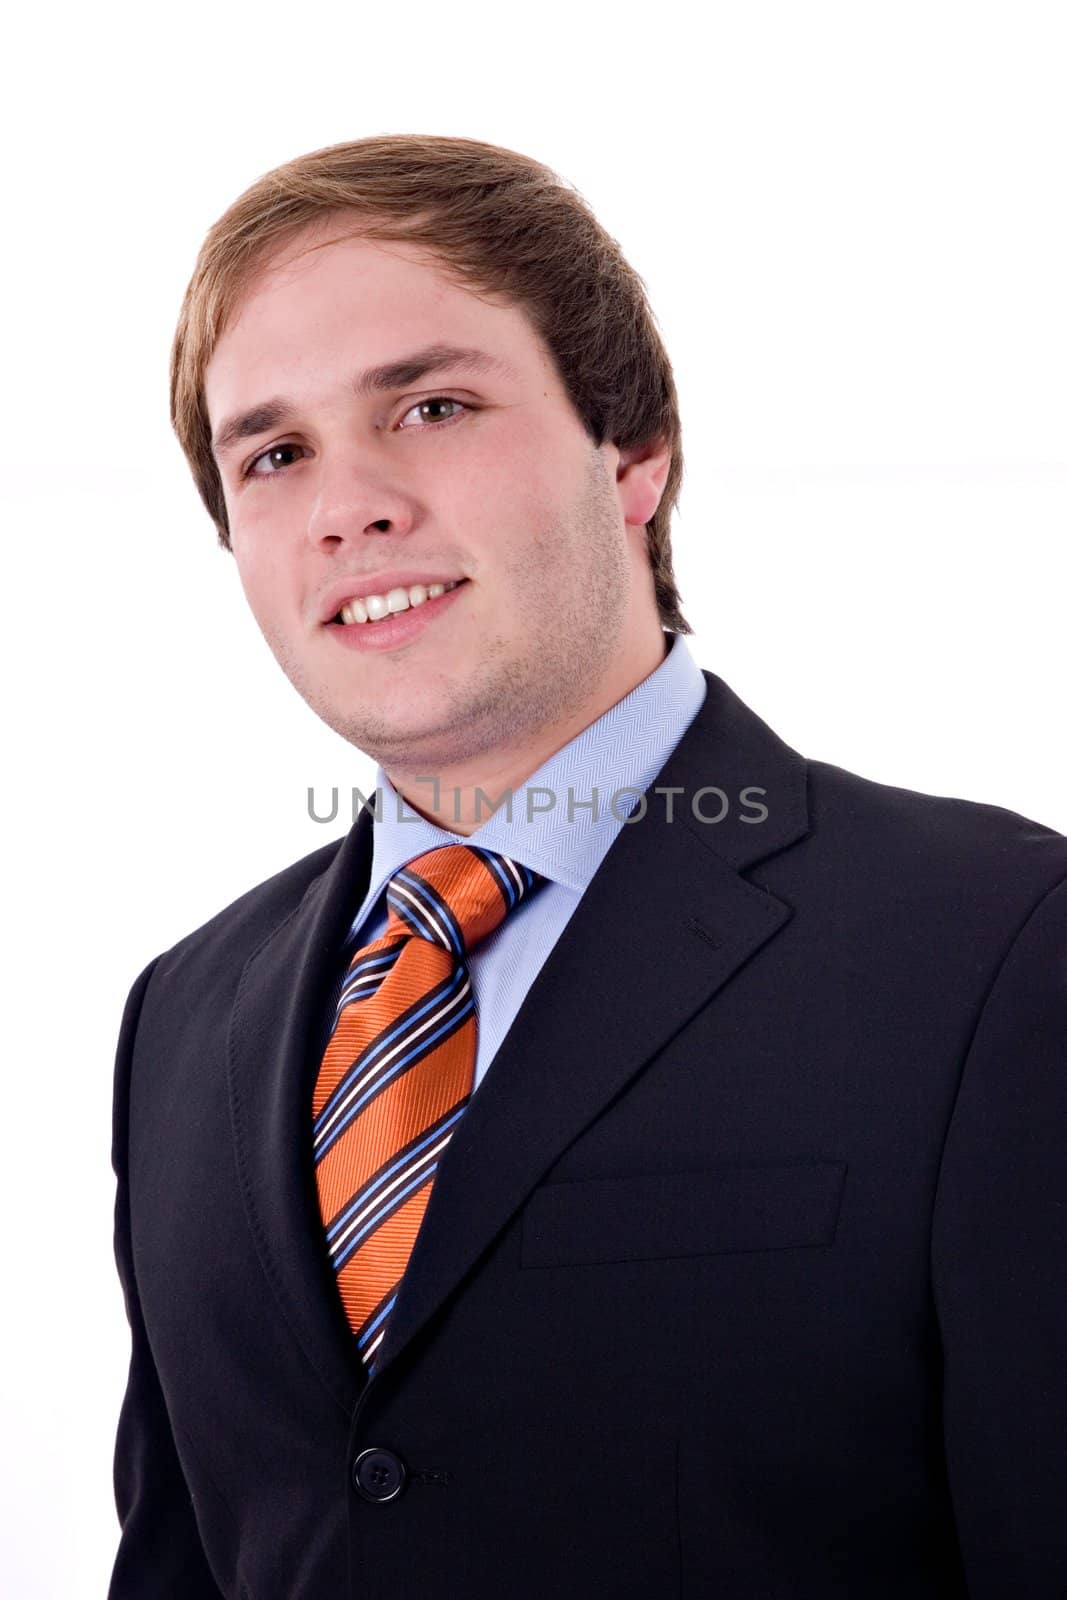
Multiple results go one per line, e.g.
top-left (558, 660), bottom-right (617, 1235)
top-left (238, 227), bottom-right (475, 321)
top-left (203, 228), bottom-right (543, 418)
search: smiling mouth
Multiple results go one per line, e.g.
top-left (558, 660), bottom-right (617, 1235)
top-left (329, 578), bottom-right (469, 626)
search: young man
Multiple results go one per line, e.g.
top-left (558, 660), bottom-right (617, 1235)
top-left (109, 135), bottom-right (1067, 1599)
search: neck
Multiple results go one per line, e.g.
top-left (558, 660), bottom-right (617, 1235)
top-left (384, 631), bottom-right (671, 836)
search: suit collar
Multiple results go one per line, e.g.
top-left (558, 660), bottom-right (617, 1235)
top-left (227, 667), bottom-right (810, 1412)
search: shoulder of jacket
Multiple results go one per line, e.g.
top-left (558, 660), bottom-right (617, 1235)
top-left (148, 832), bottom-right (348, 982)
top-left (803, 755), bottom-right (1067, 905)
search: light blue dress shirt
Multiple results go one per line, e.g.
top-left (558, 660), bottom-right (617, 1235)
top-left (339, 631), bottom-right (707, 1092)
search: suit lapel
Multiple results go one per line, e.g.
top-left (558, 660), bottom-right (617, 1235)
top-left (227, 802), bottom-right (377, 1416)
top-left (374, 669), bottom-right (810, 1374)
top-left (227, 668), bottom-right (810, 1409)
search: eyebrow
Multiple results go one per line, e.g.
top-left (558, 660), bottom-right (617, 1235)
top-left (209, 342), bottom-right (516, 461)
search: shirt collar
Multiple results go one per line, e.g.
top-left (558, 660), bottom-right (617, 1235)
top-left (347, 631), bottom-right (706, 940)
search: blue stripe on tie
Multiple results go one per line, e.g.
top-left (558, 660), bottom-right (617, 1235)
top-left (357, 1293), bottom-right (397, 1349)
top-left (391, 871), bottom-right (460, 951)
top-left (473, 848), bottom-right (514, 908)
top-left (333, 1163), bottom-right (441, 1271)
top-left (313, 966), bottom-right (467, 1140)
top-left (334, 951), bottom-right (401, 1020)
top-left (327, 1116), bottom-right (466, 1262)
top-left (388, 877), bottom-right (441, 944)
top-left (326, 1105), bottom-right (468, 1241)
top-left (318, 995), bottom-right (474, 1159)
top-left (394, 869), bottom-right (463, 953)
top-left (415, 874), bottom-right (466, 950)
top-left (313, 968), bottom-right (469, 1147)
top-left (339, 945), bottom-right (398, 999)
top-left (314, 987), bottom-right (475, 1159)
top-left (315, 978), bottom-right (466, 1156)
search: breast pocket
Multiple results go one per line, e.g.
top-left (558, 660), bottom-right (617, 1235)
top-left (520, 1160), bottom-right (847, 1268)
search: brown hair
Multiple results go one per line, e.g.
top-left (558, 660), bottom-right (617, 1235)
top-left (170, 133), bottom-right (691, 634)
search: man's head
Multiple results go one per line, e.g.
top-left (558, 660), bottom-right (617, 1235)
top-left (174, 135), bottom-right (691, 780)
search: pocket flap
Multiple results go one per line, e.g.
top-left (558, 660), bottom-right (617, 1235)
top-left (520, 1160), bottom-right (847, 1267)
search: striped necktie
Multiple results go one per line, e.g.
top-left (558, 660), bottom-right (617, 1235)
top-left (311, 843), bottom-right (543, 1373)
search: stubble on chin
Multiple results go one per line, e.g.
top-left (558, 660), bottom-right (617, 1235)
top-left (349, 494), bottom-right (626, 774)
top-left (320, 623), bottom-right (586, 776)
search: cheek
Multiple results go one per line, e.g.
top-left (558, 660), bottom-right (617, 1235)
top-left (461, 424), bottom-right (561, 517)
top-left (233, 547), bottom-right (288, 631)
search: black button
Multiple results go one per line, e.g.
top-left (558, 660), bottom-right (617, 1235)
top-left (352, 1447), bottom-right (406, 1503)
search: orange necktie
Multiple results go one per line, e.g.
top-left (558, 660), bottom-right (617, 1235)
top-left (312, 844), bottom-right (543, 1373)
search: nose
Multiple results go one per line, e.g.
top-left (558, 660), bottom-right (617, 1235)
top-left (305, 449), bottom-right (417, 549)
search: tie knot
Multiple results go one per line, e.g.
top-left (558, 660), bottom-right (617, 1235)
top-left (385, 844), bottom-right (542, 960)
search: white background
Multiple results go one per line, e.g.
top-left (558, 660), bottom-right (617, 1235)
top-left (2, 1), bottom-right (1064, 1593)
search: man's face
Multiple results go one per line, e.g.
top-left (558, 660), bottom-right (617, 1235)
top-left (204, 223), bottom-right (665, 776)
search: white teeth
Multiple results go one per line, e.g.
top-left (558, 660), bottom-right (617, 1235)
top-left (339, 579), bottom-right (461, 625)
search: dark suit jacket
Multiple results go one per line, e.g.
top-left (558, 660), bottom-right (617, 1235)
top-left (108, 668), bottom-right (1067, 1598)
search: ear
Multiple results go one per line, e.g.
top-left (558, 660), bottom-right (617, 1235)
top-left (615, 437), bottom-right (672, 528)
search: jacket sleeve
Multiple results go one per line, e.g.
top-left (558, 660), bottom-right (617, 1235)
top-left (108, 955), bottom-right (225, 1599)
top-left (931, 869), bottom-right (1067, 1595)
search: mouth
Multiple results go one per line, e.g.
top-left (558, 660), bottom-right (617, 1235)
top-left (324, 578), bottom-right (471, 651)
top-left (326, 578), bottom-right (468, 627)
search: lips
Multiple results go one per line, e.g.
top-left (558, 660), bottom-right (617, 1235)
top-left (317, 572), bottom-right (467, 625)
top-left (324, 575), bottom-right (470, 651)
top-left (334, 579), bottom-right (466, 625)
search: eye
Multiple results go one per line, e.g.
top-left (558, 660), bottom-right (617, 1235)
top-left (239, 395), bottom-right (472, 484)
top-left (396, 395), bottom-right (469, 430)
top-left (242, 442), bottom-right (310, 481)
